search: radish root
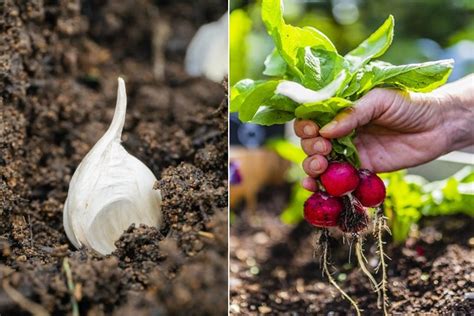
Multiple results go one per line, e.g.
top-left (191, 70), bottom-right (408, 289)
top-left (355, 236), bottom-right (382, 308)
top-left (320, 230), bottom-right (361, 316)
top-left (374, 207), bottom-right (390, 315)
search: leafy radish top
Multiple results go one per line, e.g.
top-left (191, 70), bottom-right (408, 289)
top-left (230, 0), bottom-right (454, 166)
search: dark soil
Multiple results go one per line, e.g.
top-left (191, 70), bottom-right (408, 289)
top-left (230, 184), bottom-right (474, 315)
top-left (1, 0), bottom-right (227, 315)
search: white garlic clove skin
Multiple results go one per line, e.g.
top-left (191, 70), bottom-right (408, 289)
top-left (63, 78), bottom-right (162, 255)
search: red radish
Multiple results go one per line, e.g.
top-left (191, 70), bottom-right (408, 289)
top-left (354, 169), bottom-right (386, 207)
top-left (320, 162), bottom-right (360, 197)
top-left (338, 197), bottom-right (369, 233)
top-left (304, 191), bottom-right (343, 227)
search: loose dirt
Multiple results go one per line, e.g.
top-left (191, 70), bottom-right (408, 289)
top-left (1, 0), bottom-right (227, 315)
top-left (230, 184), bottom-right (474, 315)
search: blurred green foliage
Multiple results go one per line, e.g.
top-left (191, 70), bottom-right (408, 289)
top-left (230, 0), bottom-right (474, 85)
top-left (230, 9), bottom-right (252, 85)
top-left (382, 167), bottom-right (474, 243)
top-left (266, 139), bottom-right (311, 224)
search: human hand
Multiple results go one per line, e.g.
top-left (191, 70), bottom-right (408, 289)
top-left (295, 75), bottom-right (474, 192)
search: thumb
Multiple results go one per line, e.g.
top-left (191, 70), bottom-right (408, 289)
top-left (319, 89), bottom-right (394, 139)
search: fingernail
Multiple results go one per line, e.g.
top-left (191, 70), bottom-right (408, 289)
top-left (313, 140), bottom-right (326, 153)
top-left (310, 159), bottom-right (320, 172)
top-left (320, 121), bottom-right (337, 134)
top-left (303, 125), bottom-right (316, 136)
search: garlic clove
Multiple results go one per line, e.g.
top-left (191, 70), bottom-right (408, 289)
top-left (184, 13), bottom-right (228, 82)
top-left (63, 78), bottom-right (162, 255)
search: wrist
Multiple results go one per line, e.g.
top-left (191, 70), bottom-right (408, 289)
top-left (436, 81), bottom-right (474, 153)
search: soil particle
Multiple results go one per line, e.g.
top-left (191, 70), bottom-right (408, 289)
top-left (157, 161), bottom-right (228, 256)
top-left (68, 254), bottom-right (125, 309)
top-left (113, 224), bottom-right (167, 268)
top-left (0, 0), bottom-right (227, 314)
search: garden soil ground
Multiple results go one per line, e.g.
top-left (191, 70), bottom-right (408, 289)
top-left (230, 185), bottom-right (474, 315)
top-left (1, 1), bottom-right (227, 315)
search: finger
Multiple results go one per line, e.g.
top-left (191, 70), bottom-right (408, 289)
top-left (301, 177), bottom-right (318, 192)
top-left (294, 119), bottom-right (319, 139)
top-left (319, 88), bottom-right (396, 139)
top-left (302, 154), bottom-right (328, 178)
top-left (301, 137), bottom-right (332, 156)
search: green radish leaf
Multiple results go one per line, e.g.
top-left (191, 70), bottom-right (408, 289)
top-left (341, 59), bottom-right (454, 98)
top-left (298, 47), bottom-right (322, 90)
top-left (345, 15), bottom-right (394, 71)
top-left (340, 70), bottom-right (374, 98)
top-left (342, 59), bottom-right (454, 98)
top-left (230, 79), bottom-right (260, 112)
top-left (261, 0), bottom-right (336, 78)
top-left (264, 49), bottom-right (288, 77)
top-left (295, 105), bottom-right (335, 125)
top-left (332, 133), bottom-right (360, 167)
top-left (368, 59), bottom-right (454, 92)
top-left (300, 48), bottom-right (350, 91)
top-left (251, 107), bottom-right (295, 125)
top-left (312, 49), bottom-right (349, 88)
top-left (295, 97), bottom-right (352, 126)
top-left (266, 94), bottom-right (299, 112)
top-left (231, 79), bottom-right (258, 99)
top-left (237, 80), bottom-right (279, 122)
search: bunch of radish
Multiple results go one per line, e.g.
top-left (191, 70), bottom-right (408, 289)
top-left (304, 162), bottom-right (385, 233)
top-left (304, 161), bottom-right (389, 315)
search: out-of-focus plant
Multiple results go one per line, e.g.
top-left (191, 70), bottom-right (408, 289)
top-left (383, 167), bottom-right (474, 243)
top-left (230, 9), bottom-right (252, 85)
top-left (270, 139), bottom-right (474, 243)
top-left (266, 139), bottom-right (311, 224)
top-left (381, 172), bottom-right (424, 244)
top-left (421, 167), bottom-right (474, 217)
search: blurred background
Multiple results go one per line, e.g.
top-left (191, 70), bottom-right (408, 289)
top-left (229, 1), bottom-right (473, 314)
